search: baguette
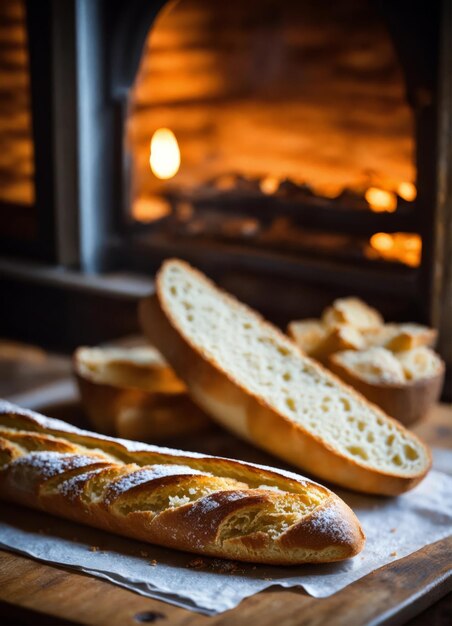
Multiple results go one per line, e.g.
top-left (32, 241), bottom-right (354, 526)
top-left (328, 348), bottom-right (444, 426)
top-left (74, 346), bottom-right (207, 440)
top-left (139, 259), bottom-right (431, 495)
top-left (0, 401), bottom-right (365, 565)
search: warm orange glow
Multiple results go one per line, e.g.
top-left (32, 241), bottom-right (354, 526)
top-left (398, 181), bottom-right (417, 202)
top-left (149, 128), bottom-right (180, 180)
top-left (370, 232), bottom-right (393, 251)
top-left (310, 183), bottom-right (343, 199)
top-left (368, 232), bottom-right (421, 267)
top-left (260, 176), bottom-right (280, 195)
top-left (365, 187), bottom-right (397, 213)
top-left (133, 196), bottom-right (171, 222)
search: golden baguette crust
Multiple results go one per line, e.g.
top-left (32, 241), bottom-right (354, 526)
top-left (328, 354), bottom-right (444, 426)
top-left (0, 401), bottom-right (365, 565)
top-left (139, 259), bottom-right (431, 496)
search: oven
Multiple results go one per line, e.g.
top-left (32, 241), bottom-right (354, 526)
top-left (0, 0), bottom-right (450, 394)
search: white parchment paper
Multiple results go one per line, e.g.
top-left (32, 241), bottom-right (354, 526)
top-left (1, 450), bottom-right (451, 615)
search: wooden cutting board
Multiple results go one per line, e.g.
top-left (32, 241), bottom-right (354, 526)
top-left (0, 536), bottom-right (451, 626)
top-left (0, 395), bottom-right (451, 625)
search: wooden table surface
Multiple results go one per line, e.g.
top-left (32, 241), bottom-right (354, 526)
top-left (0, 341), bottom-right (451, 626)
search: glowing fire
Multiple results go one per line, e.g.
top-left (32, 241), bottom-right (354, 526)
top-left (397, 181), bottom-right (417, 202)
top-left (133, 196), bottom-right (171, 222)
top-left (149, 128), bottom-right (180, 180)
top-left (260, 176), bottom-right (280, 195)
top-left (365, 187), bottom-right (397, 213)
top-left (368, 232), bottom-right (421, 267)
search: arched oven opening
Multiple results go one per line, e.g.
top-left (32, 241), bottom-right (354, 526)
top-left (100, 0), bottom-right (441, 325)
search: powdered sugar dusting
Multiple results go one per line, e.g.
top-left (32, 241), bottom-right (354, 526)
top-left (0, 401), bottom-right (366, 562)
top-left (57, 468), bottom-right (110, 500)
top-left (10, 452), bottom-right (102, 480)
top-left (0, 401), bottom-right (315, 495)
top-left (104, 465), bottom-right (209, 503)
top-left (305, 500), bottom-right (354, 545)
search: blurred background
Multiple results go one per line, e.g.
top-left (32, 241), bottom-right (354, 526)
top-left (0, 0), bottom-right (450, 396)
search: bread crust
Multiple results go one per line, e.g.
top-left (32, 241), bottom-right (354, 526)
top-left (138, 260), bottom-right (431, 496)
top-left (328, 356), bottom-right (445, 427)
top-left (0, 401), bottom-right (365, 565)
top-left (74, 348), bottom-right (208, 439)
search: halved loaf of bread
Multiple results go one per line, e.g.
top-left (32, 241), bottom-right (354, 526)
top-left (139, 259), bottom-right (431, 495)
top-left (74, 346), bottom-right (208, 440)
top-left (329, 347), bottom-right (444, 427)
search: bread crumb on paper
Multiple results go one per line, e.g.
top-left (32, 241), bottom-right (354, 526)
top-left (186, 558), bottom-right (245, 574)
top-left (390, 551), bottom-right (397, 557)
top-left (187, 558), bottom-right (206, 570)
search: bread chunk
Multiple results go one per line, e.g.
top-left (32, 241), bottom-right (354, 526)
top-left (287, 319), bottom-right (327, 355)
top-left (330, 348), bottom-right (406, 385)
top-left (322, 297), bottom-right (383, 331)
top-left (287, 321), bottom-right (364, 362)
top-left (363, 324), bottom-right (437, 352)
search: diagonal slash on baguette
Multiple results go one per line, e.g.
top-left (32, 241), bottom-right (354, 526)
top-left (0, 401), bottom-right (364, 565)
top-left (139, 259), bottom-right (431, 496)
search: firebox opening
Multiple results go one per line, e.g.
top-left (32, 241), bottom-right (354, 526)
top-left (125, 0), bottom-right (419, 268)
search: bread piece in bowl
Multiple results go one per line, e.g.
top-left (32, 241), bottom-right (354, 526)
top-left (288, 321), bottom-right (365, 363)
top-left (74, 346), bottom-right (208, 440)
top-left (363, 323), bottom-right (438, 352)
top-left (329, 347), bottom-right (445, 426)
top-left (139, 259), bottom-right (431, 495)
top-left (322, 297), bottom-right (383, 331)
top-left (289, 311), bottom-right (437, 363)
top-left (286, 319), bottom-right (326, 355)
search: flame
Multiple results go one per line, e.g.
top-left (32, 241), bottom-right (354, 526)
top-left (365, 187), bottom-right (397, 213)
top-left (149, 128), bottom-right (180, 180)
top-left (260, 176), bottom-right (280, 195)
top-left (133, 196), bottom-right (171, 222)
top-left (368, 232), bottom-right (421, 267)
top-left (398, 182), bottom-right (417, 202)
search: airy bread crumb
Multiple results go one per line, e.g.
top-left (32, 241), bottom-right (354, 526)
top-left (151, 260), bottom-right (430, 488)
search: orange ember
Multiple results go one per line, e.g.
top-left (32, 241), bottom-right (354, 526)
top-left (365, 188), bottom-right (397, 213)
top-left (367, 232), bottom-right (421, 267)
